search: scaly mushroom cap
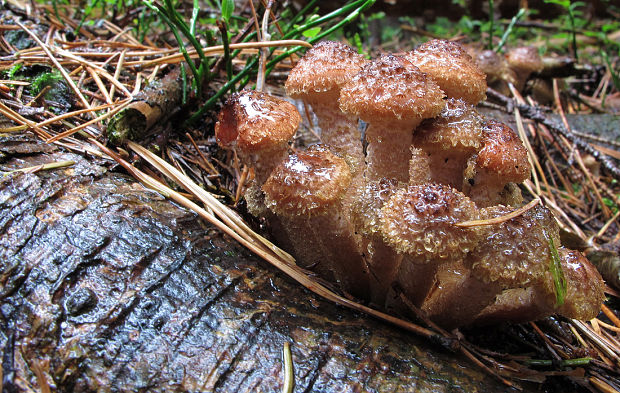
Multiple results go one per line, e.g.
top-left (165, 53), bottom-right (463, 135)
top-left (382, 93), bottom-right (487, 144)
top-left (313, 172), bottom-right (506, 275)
top-left (215, 89), bottom-right (300, 154)
top-left (406, 39), bottom-right (487, 105)
top-left (506, 46), bottom-right (544, 75)
top-left (339, 54), bottom-right (445, 125)
top-left (476, 120), bottom-right (530, 183)
top-left (285, 40), bottom-right (367, 102)
top-left (412, 99), bottom-right (484, 189)
top-left (262, 145), bottom-right (352, 217)
top-left (414, 98), bottom-right (484, 151)
top-left (380, 184), bottom-right (480, 261)
top-left (547, 248), bottom-right (604, 320)
top-left (468, 204), bottom-right (560, 288)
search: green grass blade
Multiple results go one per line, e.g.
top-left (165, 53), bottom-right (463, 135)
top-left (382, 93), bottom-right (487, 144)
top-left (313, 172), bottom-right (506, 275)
top-left (544, 229), bottom-right (567, 307)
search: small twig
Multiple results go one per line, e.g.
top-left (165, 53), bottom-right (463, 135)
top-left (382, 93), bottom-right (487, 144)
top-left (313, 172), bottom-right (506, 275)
top-left (590, 376), bottom-right (618, 393)
top-left (601, 304), bottom-right (620, 329)
top-left (235, 165), bottom-right (250, 206)
top-left (0, 101), bottom-right (51, 139)
top-left (185, 133), bottom-right (219, 176)
top-left (109, 49), bottom-right (127, 101)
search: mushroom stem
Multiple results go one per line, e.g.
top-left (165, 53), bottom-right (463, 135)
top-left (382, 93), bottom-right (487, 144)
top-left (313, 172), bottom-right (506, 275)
top-left (365, 121), bottom-right (416, 182)
top-left (420, 259), bottom-right (502, 329)
top-left (311, 101), bottom-right (364, 170)
top-left (352, 179), bottom-right (402, 305)
top-left (339, 54), bottom-right (445, 183)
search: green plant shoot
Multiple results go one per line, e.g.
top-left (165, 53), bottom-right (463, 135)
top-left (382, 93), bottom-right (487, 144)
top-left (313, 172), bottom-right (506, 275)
top-left (544, 228), bottom-right (567, 307)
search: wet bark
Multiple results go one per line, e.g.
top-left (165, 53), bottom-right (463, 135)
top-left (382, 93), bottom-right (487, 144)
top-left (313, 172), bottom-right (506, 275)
top-left (0, 134), bottom-right (524, 392)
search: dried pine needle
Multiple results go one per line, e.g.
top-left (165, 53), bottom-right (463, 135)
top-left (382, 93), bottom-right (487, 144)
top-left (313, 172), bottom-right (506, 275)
top-left (454, 198), bottom-right (540, 228)
top-left (2, 160), bottom-right (74, 175)
top-left (282, 342), bottom-right (294, 393)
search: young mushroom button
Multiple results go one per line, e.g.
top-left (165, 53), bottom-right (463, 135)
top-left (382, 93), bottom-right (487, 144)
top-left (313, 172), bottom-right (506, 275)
top-left (505, 46), bottom-right (544, 91)
top-left (215, 89), bottom-right (300, 186)
top-left (464, 120), bottom-right (531, 207)
top-left (412, 98), bottom-right (484, 190)
top-left (380, 184), bottom-right (482, 312)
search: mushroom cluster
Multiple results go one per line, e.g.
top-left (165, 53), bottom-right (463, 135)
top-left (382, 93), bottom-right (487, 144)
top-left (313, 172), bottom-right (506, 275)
top-left (215, 39), bottom-right (604, 328)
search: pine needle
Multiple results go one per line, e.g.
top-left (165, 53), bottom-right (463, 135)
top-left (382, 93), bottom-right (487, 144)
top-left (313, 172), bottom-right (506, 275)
top-left (454, 198), bottom-right (540, 228)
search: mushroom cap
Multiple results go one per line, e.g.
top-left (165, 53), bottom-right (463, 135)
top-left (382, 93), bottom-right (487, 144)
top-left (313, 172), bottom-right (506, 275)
top-left (546, 248), bottom-right (604, 320)
top-left (476, 120), bottom-right (530, 182)
top-left (406, 39), bottom-right (487, 105)
top-left (380, 184), bottom-right (480, 260)
top-left (413, 98), bottom-right (484, 151)
top-left (262, 145), bottom-right (352, 217)
top-left (474, 49), bottom-right (518, 85)
top-left (285, 40), bottom-right (367, 102)
top-left (469, 204), bottom-right (560, 288)
top-left (339, 54), bottom-right (445, 124)
top-left (506, 46), bottom-right (544, 74)
top-left (215, 89), bottom-right (300, 154)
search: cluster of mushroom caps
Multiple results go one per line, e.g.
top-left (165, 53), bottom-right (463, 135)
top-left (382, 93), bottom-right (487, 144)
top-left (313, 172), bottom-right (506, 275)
top-left (215, 39), bottom-right (604, 328)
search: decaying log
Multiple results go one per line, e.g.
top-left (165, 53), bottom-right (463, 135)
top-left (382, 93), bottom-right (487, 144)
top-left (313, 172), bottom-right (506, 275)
top-left (0, 134), bottom-right (525, 392)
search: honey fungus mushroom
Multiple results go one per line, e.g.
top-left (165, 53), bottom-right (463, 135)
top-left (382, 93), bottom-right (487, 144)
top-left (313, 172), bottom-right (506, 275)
top-left (285, 41), bottom-right (367, 169)
top-left (380, 184), bottom-right (481, 309)
top-left (473, 248), bottom-right (604, 326)
top-left (412, 98), bottom-right (484, 190)
top-left (463, 119), bottom-right (531, 207)
top-left (215, 89), bottom-right (300, 186)
top-left (262, 145), bottom-right (369, 297)
top-left (405, 39), bottom-right (487, 105)
top-left (339, 54), bottom-right (445, 182)
top-left (506, 46), bottom-right (544, 91)
top-left (211, 41), bottom-right (605, 329)
top-left (215, 90), bottom-right (300, 216)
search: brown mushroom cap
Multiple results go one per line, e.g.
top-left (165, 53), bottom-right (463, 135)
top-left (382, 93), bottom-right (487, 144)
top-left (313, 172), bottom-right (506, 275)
top-left (474, 248), bottom-right (605, 324)
top-left (339, 54), bottom-right (445, 125)
top-left (215, 89), bottom-right (301, 186)
top-left (468, 204), bottom-right (560, 288)
top-left (380, 184), bottom-right (480, 260)
top-left (412, 99), bottom-right (484, 189)
top-left (506, 46), bottom-right (544, 75)
top-left (215, 89), bottom-right (300, 153)
top-left (262, 145), bottom-right (352, 217)
top-left (285, 41), bottom-right (367, 102)
top-left (474, 49), bottom-right (517, 84)
top-left (476, 120), bottom-right (530, 183)
top-left (406, 39), bottom-right (487, 105)
top-left (414, 98), bottom-right (484, 151)
top-left (547, 248), bottom-right (605, 320)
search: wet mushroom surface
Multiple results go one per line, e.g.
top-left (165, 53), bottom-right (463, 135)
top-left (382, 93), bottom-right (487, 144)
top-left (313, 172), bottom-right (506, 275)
top-left (216, 39), bottom-right (605, 329)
